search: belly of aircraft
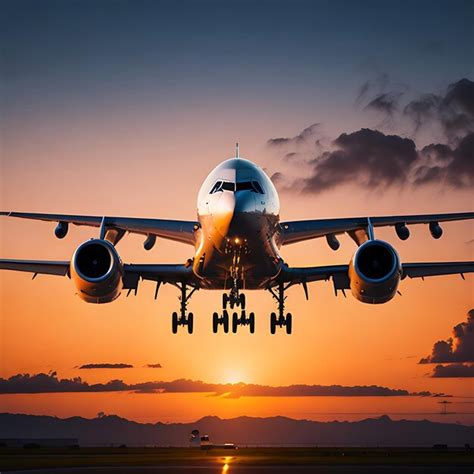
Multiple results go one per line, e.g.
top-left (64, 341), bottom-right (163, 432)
top-left (193, 212), bottom-right (281, 289)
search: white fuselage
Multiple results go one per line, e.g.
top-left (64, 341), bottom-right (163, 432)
top-left (193, 158), bottom-right (282, 289)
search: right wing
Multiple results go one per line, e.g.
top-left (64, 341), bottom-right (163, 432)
top-left (280, 211), bottom-right (474, 245)
top-left (278, 261), bottom-right (474, 294)
top-left (0, 211), bottom-right (199, 246)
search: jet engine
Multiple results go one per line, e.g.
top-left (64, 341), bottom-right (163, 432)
top-left (71, 239), bottom-right (123, 303)
top-left (349, 240), bottom-right (401, 304)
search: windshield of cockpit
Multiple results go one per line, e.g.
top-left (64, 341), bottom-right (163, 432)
top-left (210, 180), bottom-right (264, 194)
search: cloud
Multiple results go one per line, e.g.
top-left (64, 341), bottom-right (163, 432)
top-left (145, 363), bottom-right (162, 369)
top-left (365, 92), bottom-right (404, 126)
top-left (403, 94), bottom-right (442, 133)
top-left (403, 78), bottom-right (474, 141)
top-left (0, 372), bottom-right (444, 397)
top-left (267, 123), bottom-right (320, 147)
top-left (420, 309), bottom-right (474, 364)
top-left (414, 132), bottom-right (474, 187)
top-left (79, 363), bottom-right (134, 369)
top-left (299, 128), bottom-right (418, 193)
top-left (267, 78), bottom-right (474, 195)
top-left (431, 364), bottom-right (474, 378)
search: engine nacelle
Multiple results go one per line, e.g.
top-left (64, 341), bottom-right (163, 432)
top-left (349, 240), bottom-right (401, 304)
top-left (71, 239), bottom-right (123, 303)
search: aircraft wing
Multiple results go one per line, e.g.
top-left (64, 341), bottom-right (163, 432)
top-left (278, 261), bottom-right (474, 294)
top-left (0, 211), bottom-right (199, 245)
top-left (279, 212), bottom-right (474, 245)
top-left (0, 259), bottom-right (70, 276)
top-left (0, 259), bottom-right (198, 290)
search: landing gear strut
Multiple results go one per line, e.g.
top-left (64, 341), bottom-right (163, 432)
top-left (214, 280), bottom-right (254, 334)
top-left (171, 283), bottom-right (197, 334)
top-left (268, 282), bottom-right (292, 334)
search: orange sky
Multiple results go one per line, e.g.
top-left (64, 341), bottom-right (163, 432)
top-left (1, 115), bottom-right (473, 423)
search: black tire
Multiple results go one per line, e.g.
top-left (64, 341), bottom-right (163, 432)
top-left (212, 312), bottom-right (219, 334)
top-left (249, 312), bottom-right (255, 334)
top-left (187, 313), bottom-right (194, 334)
top-left (232, 312), bottom-right (239, 333)
top-left (223, 310), bottom-right (229, 333)
top-left (270, 312), bottom-right (277, 335)
top-left (286, 313), bottom-right (292, 335)
top-left (239, 293), bottom-right (246, 309)
top-left (222, 294), bottom-right (228, 309)
top-left (172, 312), bottom-right (178, 334)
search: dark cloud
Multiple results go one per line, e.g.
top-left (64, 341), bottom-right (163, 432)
top-left (431, 364), bottom-right (474, 378)
top-left (403, 78), bottom-right (474, 141)
top-left (365, 92), bottom-right (404, 126)
top-left (420, 309), bottom-right (474, 364)
top-left (414, 133), bottom-right (474, 187)
top-left (300, 128), bottom-right (417, 193)
top-left (145, 363), bottom-right (162, 369)
top-left (403, 94), bottom-right (442, 133)
top-left (0, 372), bottom-right (443, 397)
top-left (79, 363), bottom-right (134, 369)
top-left (267, 123), bottom-right (320, 147)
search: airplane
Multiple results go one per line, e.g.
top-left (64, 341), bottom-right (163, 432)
top-left (1, 145), bottom-right (473, 334)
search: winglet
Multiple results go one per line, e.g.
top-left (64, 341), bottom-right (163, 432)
top-left (235, 142), bottom-right (239, 158)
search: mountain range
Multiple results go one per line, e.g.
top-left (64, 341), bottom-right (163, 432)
top-left (1, 413), bottom-right (473, 447)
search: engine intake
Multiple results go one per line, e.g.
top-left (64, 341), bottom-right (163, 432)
top-left (349, 240), bottom-right (401, 304)
top-left (71, 239), bottom-right (123, 303)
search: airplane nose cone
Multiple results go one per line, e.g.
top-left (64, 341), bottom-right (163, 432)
top-left (211, 192), bottom-right (235, 236)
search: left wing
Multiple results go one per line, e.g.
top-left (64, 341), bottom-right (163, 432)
top-left (0, 259), bottom-right (199, 289)
top-left (278, 261), bottom-right (474, 293)
top-left (0, 259), bottom-right (69, 276)
top-left (0, 211), bottom-right (199, 246)
top-left (280, 212), bottom-right (474, 245)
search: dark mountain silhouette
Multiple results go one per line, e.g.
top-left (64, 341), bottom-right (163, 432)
top-left (1, 413), bottom-right (473, 447)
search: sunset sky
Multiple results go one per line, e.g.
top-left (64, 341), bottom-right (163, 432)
top-left (1, 0), bottom-right (473, 425)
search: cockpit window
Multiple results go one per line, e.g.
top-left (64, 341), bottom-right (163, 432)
top-left (221, 181), bottom-right (235, 191)
top-left (210, 181), bottom-right (222, 194)
top-left (210, 180), bottom-right (264, 194)
top-left (251, 181), bottom-right (264, 194)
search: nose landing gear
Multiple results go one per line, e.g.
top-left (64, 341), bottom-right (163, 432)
top-left (268, 282), bottom-right (292, 334)
top-left (214, 281), bottom-right (254, 334)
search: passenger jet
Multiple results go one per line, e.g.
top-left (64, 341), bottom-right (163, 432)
top-left (1, 148), bottom-right (473, 334)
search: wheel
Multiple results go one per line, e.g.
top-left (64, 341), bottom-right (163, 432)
top-left (286, 313), bottom-right (292, 335)
top-left (270, 312), bottom-right (277, 335)
top-left (222, 293), bottom-right (228, 309)
top-left (187, 313), bottom-right (194, 334)
top-left (222, 310), bottom-right (229, 333)
top-left (239, 293), bottom-right (246, 309)
top-left (249, 312), bottom-right (255, 334)
top-left (232, 312), bottom-right (239, 333)
top-left (172, 312), bottom-right (178, 334)
top-left (212, 312), bottom-right (219, 334)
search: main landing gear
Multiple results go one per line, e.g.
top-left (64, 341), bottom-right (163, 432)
top-left (213, 283), bottom-right (255, 334)
top-left (268, 282), bottom-right (292, 335)
top-left (171, 283), bottom-right (197, 334)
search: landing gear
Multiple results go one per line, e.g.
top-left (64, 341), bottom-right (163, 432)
top-left (232, 310), bottom-right (255, 333)
top-left (171, 283), bottom-right (197, 334)
top-left (215, 279), bottom-right (253, 333)
top-left (268, 282), bottom-right (292, 334)
top-left (213, 311), bottom-right (229, 333)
